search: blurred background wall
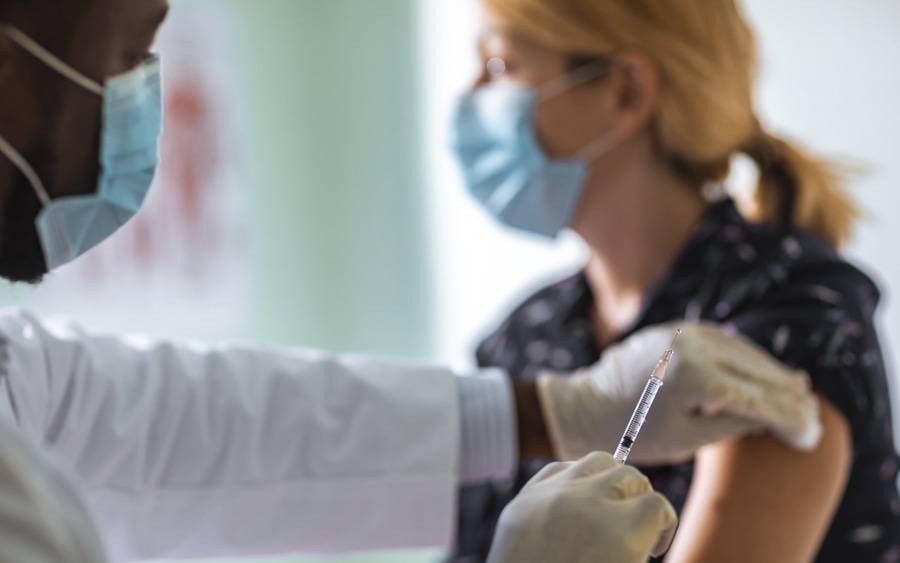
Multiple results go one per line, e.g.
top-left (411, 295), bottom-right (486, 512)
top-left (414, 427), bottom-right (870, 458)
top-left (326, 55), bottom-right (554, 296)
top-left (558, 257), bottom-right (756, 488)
top-left (0, 1), bottom-right (896, 562)
top-left (0, 0), bottom-right (435, 364)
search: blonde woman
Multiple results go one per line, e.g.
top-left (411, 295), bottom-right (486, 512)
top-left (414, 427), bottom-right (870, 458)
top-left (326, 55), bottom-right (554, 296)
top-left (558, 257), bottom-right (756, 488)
top-left (450, 0), bottom-right (900, 561)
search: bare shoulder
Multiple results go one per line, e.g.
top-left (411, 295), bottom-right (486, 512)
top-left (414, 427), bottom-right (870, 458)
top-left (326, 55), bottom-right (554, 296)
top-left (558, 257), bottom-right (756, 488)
top-left (665, 395), bottom-right (851, 563)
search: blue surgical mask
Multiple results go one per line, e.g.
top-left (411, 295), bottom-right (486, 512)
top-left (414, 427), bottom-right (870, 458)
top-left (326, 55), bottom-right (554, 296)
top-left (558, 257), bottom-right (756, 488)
top-left (0, 26), bottom-right (162, 271)
top-left (451, 63), bottom-right (618, 238)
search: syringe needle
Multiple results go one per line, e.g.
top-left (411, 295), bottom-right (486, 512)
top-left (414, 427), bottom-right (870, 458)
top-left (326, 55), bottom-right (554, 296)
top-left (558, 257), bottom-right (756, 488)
top-left (613, 328), bottom-right (682, 464)
top-left (670, 328), bottom-right (683, 349)
top-left (654, 328), bottom-right (682, 380)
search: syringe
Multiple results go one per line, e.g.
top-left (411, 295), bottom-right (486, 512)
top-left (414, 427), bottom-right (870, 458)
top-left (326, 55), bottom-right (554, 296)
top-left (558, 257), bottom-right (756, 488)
top-left (612, 329), bottom-right (682, 464)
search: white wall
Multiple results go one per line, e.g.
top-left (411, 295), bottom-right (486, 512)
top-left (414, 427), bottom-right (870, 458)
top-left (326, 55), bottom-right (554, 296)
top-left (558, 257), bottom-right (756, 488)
top-left (421, 0), bottom-right (900, 385)
top-left (420, 0), bottom-right (589, 370)
top-left (745, 0), bottom-right (900, 407)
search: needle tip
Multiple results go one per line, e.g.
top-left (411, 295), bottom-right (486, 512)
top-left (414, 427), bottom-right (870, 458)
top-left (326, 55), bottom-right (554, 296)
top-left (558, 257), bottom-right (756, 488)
top-left (668, 329), bottom-right (683, 350)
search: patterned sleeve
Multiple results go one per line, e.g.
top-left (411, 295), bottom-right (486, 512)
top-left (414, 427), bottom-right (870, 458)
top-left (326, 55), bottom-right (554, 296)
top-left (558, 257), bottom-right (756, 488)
top-left (728, 263), bottom-right (889, 440)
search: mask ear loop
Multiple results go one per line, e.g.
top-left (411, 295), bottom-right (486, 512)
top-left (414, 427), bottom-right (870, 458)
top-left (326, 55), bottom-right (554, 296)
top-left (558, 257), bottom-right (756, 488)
top-left (0, 26), bottom-right (99, 266)
top-left (573, 131), bottom-right (620, 163)
top-left (0, 133), bottom-right (75, 266)
top-left (534, 59), bottom-right (614, 102)
top-left (532, 59), bottom-right (621, 162)
top-left (2, 25), bottom-right (103, 95)
top-left (0, 134), bottom-right (51, 206)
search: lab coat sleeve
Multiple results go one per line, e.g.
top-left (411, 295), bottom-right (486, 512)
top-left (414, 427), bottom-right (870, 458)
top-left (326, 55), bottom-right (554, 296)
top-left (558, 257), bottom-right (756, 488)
top-left (0, 310), bottom-right (460, 562)
top-left (0, 419), bottom-right (108, 563)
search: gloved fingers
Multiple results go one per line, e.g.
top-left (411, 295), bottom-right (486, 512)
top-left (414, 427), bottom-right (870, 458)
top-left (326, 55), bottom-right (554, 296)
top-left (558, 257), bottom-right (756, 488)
top-left (664, 322), bottom-right (790, 381)
top-left (689, 383), bottom-right (822, 451)
top-left (527, 460), bottom-right (574, 485)
top-left (690, 325), bottom-right (812, 392)
top-left (696, 366), bottom-right (810, 422)
top-left (563, 451), bottom-right (618, 479)
top-left (583, 353), bottom-right (630, 399)
top-left (587, 321), bottom-right (681, 383)
top-left (538, 373), bottom-right (622, 461)
top-left (588, 464), bottom-right (652, 500)
top-left (688, 411), bottom-right (768, 447)
top-left (689, 373), bottom-right (769, 417)
top-left (682, 395), bottom-right (821, 454)
top-left (627, 413), bottom-right (763, 466)
top-left (751, 389), bottom-right (822, 450)
top-left (627, 492), bottom-right (679, 557)
top-left (721, 355), bottom-right (811, 394)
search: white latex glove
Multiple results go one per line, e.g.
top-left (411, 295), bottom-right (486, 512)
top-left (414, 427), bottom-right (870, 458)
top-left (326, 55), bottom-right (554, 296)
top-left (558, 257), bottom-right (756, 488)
top-left (538, 323), bottom-right (822, 464)
top-left (488, 451), bottom-right (678, 563)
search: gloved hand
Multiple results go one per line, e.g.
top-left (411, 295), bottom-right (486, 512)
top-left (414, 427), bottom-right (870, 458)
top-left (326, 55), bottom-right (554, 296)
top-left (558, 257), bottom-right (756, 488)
top-left (538, 323), bottom-right (822, 464)
top-left (488, 451), bottom-right (678, 563)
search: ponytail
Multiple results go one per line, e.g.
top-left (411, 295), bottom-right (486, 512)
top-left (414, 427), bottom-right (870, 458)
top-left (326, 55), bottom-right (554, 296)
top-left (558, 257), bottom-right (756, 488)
top-left (485, 0), bottom-right (861, 247)
top-left (743, 130), bottom-right (859, 247)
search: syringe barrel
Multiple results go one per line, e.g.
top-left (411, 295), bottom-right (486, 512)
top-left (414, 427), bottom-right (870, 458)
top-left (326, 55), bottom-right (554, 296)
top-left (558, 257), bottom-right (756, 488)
top-left (613, 377), bottom-right (664, 464)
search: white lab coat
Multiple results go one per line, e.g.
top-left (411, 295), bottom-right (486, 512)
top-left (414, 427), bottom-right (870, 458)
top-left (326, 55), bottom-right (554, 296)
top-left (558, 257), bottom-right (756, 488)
top-left (0, 419), bottom-right (108, 563)
top-left (0, 309), bottom-right (460, 562)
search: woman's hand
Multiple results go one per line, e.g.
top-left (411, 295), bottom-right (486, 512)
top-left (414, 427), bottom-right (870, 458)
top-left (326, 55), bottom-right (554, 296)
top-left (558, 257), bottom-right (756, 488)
top-left (536, 322), bottom-right (822, 464)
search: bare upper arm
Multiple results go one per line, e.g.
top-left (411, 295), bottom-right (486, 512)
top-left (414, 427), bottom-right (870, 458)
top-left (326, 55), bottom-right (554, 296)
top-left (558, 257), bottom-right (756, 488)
top-left (665, 394), bottom-right (852, 563)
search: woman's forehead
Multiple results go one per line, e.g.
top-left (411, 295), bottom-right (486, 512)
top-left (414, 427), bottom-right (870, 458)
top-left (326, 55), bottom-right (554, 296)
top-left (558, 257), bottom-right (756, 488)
top-left (478, 26), bottom-right (560, 60)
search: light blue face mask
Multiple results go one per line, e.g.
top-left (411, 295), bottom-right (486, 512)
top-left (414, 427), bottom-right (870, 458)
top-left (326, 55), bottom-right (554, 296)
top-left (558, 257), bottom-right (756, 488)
top-left (451, 62), bottom-right (618, 238)
top-left (0, 26), bottom-right (162, 271)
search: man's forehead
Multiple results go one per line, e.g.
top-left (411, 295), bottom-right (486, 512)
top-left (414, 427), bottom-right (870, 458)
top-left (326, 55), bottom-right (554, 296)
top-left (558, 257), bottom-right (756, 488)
top-left (101, 0), bottom-right (170, 24)
top-left (127, 0), bottom-right (171, 27)
top-left (51, 0), bottom-right (170, 25)
top-left (154, 0), bottom-right (171, 25)
top-left (2, 0), bottom-right (169, 38)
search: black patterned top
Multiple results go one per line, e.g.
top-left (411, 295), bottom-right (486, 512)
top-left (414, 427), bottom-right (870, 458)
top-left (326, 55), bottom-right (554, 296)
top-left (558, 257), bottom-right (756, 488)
top-left (450, 198), bottom-right (900, 563)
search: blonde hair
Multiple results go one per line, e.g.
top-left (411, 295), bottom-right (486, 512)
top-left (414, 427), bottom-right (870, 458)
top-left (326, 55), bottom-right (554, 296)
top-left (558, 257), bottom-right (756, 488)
top-left (484, 0), bottom-right (858, 246)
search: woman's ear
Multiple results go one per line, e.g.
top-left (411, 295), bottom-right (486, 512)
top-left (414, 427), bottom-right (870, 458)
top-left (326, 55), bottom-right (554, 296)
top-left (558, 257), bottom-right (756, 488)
top-left (608, 51), bottom-right (661, 140)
